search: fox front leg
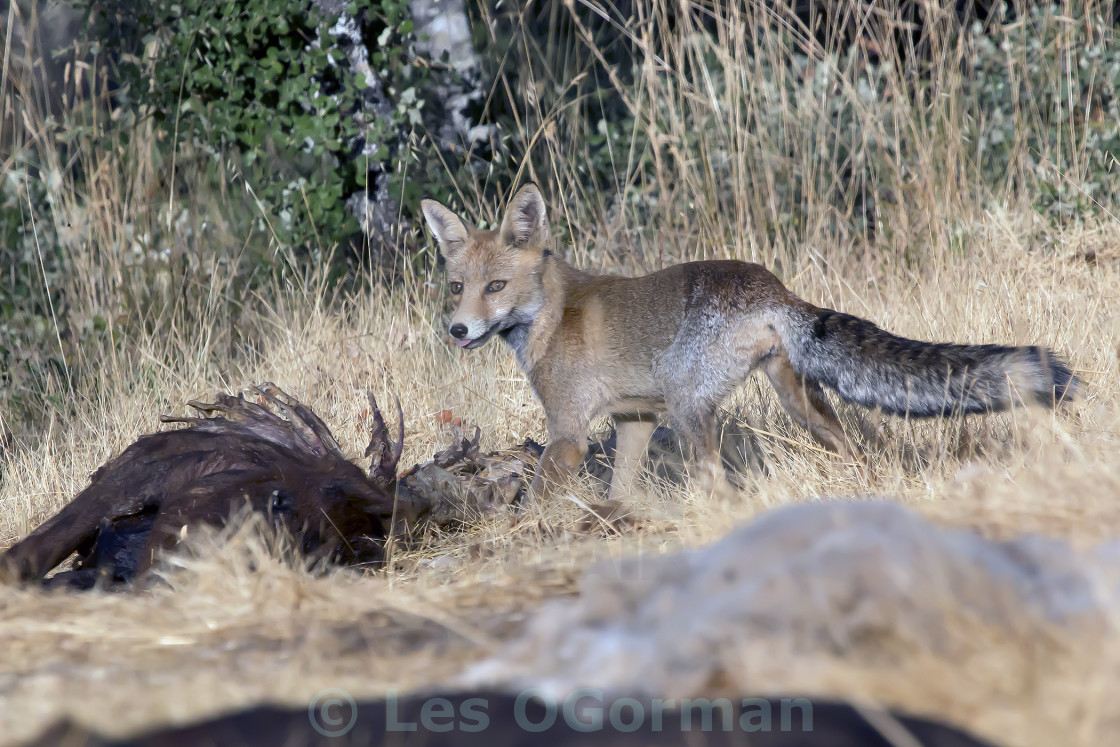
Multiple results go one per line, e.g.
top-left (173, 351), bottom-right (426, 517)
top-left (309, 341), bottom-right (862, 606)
top-left (529, 438), bottom-right (588, 500)
top-left (608, 416), bottom-right (656, 500)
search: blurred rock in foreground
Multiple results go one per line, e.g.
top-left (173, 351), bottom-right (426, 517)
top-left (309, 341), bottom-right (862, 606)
top-left (465, 499), bottom-right (1116, 696)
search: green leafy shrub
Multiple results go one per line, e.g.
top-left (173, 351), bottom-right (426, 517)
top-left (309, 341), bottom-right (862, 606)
top-left (964, 5), bottom-right (1120, 218)
top-left (91, 0), bottom-right (426, 251)
top-left (1, 146), bottom-right (67, 425)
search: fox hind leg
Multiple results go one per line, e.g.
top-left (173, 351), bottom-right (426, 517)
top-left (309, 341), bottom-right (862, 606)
top-left (763, 354), bottom-right (858, 461)
top-left (665, 398), bottom-right (734, 497)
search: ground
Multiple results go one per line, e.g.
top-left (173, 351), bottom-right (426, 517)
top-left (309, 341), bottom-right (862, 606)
top-left (1, 210), bottom-right (1117, 746)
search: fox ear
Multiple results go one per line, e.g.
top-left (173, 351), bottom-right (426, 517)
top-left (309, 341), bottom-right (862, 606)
top-left (500, 183), bottom-right (549, 248)
top-left (420, 199), bottom-right (470, 258)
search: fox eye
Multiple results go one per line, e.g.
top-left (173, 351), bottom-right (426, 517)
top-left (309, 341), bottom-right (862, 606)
top-left (449, 281), bottom-right (463, 295)
top-left (486, 280), bottom-right (506, 293)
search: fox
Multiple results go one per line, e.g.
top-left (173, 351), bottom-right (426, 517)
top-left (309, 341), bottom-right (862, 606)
top-left (420, 183), bottom-right (1077, 500)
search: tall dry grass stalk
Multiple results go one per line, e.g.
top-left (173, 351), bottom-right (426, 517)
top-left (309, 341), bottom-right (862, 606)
top-left (1, 1), bottom-right (1119, 745)
top-left (462, 0), bottom-right (1117, 270)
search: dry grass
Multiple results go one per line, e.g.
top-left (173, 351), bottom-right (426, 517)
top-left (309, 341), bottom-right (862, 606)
top-left (0, 216), bottom-right (1116, 746)
top-left (2, 1), bottom-right (1120, 744)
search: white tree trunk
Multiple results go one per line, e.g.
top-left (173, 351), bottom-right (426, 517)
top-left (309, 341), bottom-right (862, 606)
top-left (313, 0), bottom-right (493, 247)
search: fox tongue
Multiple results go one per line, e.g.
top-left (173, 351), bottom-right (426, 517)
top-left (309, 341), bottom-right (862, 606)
top-left (456, 339), bottom-right (473, 348)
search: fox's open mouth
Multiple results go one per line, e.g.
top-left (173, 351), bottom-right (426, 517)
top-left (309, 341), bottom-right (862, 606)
top-left (456, 324), bottom-right (499, 350)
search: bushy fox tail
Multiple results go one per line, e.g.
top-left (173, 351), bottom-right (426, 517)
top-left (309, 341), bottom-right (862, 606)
top-left (782, 306), bottom-right (1077, 417)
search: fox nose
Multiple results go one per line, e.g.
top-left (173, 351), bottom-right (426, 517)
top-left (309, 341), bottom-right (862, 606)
top-left (449, 323), bottom-right (468, 340)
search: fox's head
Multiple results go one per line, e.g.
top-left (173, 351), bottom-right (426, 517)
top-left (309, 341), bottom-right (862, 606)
top-left (421, 183), bottom-right (551, 350)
